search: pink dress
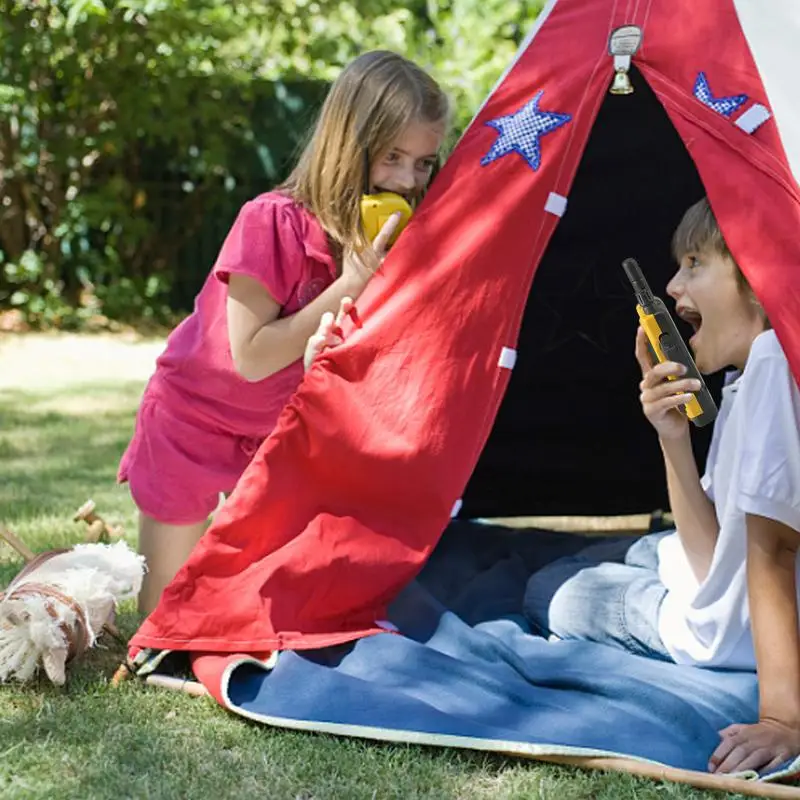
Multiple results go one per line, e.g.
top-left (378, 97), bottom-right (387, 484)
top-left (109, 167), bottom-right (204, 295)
top-left (118, 192), bottom-right (337, 524)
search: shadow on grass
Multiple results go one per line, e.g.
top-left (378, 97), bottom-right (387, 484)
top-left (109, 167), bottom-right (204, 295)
top-left (0, 382), bottom-right (143, 565)
top-left (0, 383), bottom-right (141, 490)
top-left (1, 629), bottom-right (511, 800)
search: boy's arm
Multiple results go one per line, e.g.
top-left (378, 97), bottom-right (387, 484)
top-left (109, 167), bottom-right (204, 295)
top-left (709, 513), bottom-right (800, 774)
top-left (635, 330), bottom-right (719, 582)
top-left (661, 432), bottom-right (719, 583)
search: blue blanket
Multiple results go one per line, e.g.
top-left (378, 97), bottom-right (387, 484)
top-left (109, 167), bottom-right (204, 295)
top-left (221, 521), bottom-right (763, 774)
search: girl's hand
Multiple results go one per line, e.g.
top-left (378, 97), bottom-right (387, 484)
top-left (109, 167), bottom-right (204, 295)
top-left (709, 720), bottom-right (800, 775)
top-left (303, 296), bottom-right (353, 372)
top-left (635, 327), bottom-right (700, 441)
top-left (341, 212), bottom-right (402, 295)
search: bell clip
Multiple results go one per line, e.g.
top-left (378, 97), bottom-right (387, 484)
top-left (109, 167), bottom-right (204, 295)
top-left (609, 66), bottom-right (634, 96)
top-left (607, 25), bottom-right (642, 96)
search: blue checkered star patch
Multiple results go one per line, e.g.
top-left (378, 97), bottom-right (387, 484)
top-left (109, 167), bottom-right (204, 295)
top-left (481, 90), bottom-right (571, 172)
top-left (693, 72), bottom-right (748, 118)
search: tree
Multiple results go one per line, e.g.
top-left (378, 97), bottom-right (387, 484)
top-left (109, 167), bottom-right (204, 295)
top-left (1, 0), bottom-right (270, 323)
top-left (0, 0), bottom-right (542, 325)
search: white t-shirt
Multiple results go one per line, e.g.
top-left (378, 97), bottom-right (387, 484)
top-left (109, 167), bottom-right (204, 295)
top-left (656, 330), bottom-right (800, 670)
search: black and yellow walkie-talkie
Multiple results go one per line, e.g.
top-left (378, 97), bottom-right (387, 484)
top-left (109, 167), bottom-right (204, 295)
top-left (622, 257), bottom-right (717, 428)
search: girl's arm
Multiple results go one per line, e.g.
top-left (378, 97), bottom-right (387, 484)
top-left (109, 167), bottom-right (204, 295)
top-left (227, 273), bottom-right (362, 381)
top-left (709, 513), bottom-right (800, 774)
top-left (227, 213), bottom-right (401, 382)
top-left (303, 298), bottom-right (352, 373)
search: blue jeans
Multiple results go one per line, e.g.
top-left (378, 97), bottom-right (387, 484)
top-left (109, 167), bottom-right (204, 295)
top-left (523, 532), bottom-right (672, 661)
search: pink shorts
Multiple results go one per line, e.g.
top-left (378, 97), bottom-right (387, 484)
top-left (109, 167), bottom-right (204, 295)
top-left (118, 394), bottom-right (264, 525)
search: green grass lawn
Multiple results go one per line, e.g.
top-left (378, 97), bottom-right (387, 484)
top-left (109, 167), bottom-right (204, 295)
top-left (0, 333), bottom-right (747, 799)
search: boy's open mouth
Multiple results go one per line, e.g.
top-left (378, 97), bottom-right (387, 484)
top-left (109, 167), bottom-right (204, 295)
top-left (677, 307), bottom-right (702, 332)
top-left (677, 307), bottom-right (703, 344)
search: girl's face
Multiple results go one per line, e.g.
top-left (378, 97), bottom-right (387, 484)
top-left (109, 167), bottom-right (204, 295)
top-left (666, 249), bottom-right (765, 373)
top-left (369, 119), bottom-right (446, 203)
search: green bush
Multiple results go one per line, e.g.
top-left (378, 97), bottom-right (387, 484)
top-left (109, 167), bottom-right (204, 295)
top-left (0, 0), bottom-right (542, 326)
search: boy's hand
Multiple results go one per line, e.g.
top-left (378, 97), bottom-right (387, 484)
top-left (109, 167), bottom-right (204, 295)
top-left (303, 297), bottom-right (353, 372)
top-left (709, 720), bottom-right (800, 775)
top-left (635, 327), bottom-right (701, 441)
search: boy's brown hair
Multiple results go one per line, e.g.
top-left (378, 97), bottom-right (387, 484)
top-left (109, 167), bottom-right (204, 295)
top-left (672, 197), bottom-right (770, 328)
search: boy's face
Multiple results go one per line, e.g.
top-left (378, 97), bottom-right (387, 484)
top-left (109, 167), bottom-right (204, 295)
top-left (666, 249), bottom-right (765, 374)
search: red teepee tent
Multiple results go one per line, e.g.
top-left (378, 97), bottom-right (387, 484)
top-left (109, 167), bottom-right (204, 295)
top-left (130, 0), bottom-right (800, 676)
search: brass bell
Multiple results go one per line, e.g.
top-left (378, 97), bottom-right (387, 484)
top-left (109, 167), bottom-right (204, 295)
top-left (609, 66), bottom-right (634, 95)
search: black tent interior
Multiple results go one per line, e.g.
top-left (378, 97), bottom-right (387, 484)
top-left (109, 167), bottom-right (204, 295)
top-left (461, 67), bottom-right (725, 518)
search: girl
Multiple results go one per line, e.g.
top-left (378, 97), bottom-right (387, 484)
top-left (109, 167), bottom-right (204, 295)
top-left (119, 50), bottom-right (450, 614)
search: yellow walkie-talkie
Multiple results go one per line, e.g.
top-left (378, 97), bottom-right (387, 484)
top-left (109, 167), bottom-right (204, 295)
top-left (360, 192), bottom-right (412, 245)
top-left (622, 257), bottom-right (718, 427)
top-left (359, 150), bottom-right (413, 245)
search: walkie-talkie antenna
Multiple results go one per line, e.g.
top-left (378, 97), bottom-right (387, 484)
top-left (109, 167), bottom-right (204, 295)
top-left (622, 257), bottom-right (654, 309)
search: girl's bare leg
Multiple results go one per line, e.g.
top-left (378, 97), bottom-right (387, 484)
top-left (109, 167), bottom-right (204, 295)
top-left (137, 514), bottom-right (207, 615)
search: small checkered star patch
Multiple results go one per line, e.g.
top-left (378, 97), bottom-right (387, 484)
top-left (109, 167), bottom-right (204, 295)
top-left (481, 90), bottom-right (571, 172)
top-left (693, 72), bottom-right (748, 118)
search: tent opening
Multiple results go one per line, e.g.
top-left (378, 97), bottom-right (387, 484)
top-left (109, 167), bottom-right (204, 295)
top-left (461, 66), bottom-right (724, 519)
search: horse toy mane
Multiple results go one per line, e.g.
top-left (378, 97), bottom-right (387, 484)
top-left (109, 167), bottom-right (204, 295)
top-left (0, 506), bottom-right (144, 685)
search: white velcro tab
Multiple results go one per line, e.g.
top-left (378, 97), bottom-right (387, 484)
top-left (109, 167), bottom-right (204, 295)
top-left (451, 498), bottom-right (463, 518)
top-left (544, 192), bottom-right (568, 217)
top-left (735, 103), bottom-right (771, 134)
top-left (498, 347), bottom-right (517, 370)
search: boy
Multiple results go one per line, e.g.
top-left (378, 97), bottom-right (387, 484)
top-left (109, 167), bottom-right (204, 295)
top-left (523, 197), bottom-right (800, 775)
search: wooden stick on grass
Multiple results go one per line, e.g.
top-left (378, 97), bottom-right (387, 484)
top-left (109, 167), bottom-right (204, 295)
top-left (537, 754), bottom-right (800, 799)
top-left (144, 674), bottom-right (210, 697)
top-left (0, 525), bottom-right (36, 562)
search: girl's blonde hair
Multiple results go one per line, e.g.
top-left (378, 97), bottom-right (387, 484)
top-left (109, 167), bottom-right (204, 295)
top-left (279, 50), bottom-right (449, 256)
